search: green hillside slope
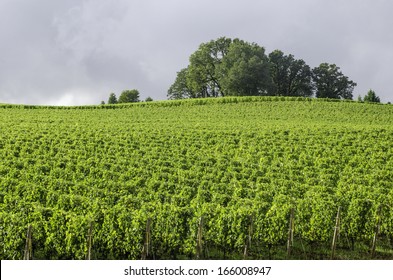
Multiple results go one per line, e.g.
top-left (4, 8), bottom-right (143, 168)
top-left (1, 97), bottom-right (392, 259)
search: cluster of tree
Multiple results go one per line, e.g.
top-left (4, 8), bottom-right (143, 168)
top-left (101, 89), bottom-right (153, 104)
top-left (105, 89), bottom-right (140, 104)
top-left (358, 89), bottom-right (381, 103)
top-left (167, 37), bottom-right (358, 100)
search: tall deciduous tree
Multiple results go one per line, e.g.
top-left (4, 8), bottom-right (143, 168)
top-left (218, 39), bottom-right (273, 96)
top-left (269, 50), bottom-right (313, 97)
top-left (168, 37), bottom-right (273, 99)
top-left (187, 37), bottom-right (232, 97)
top-left (167, 68), bottom-right (195, 99)
top-left (312, 63), bottom-right (356, 99)
top-left (118, 89), bottom-right (140, 103)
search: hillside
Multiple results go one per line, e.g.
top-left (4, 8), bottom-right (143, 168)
top-left (0, 97), bottom-right (392, 259)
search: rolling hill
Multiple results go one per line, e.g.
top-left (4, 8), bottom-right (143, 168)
top-left (1, 97), bottom-right (392, 259)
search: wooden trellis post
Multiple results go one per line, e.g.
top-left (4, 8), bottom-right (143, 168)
top-left (196, 217), bottom-right (204, 259)
top-left (141, 218), bottom-right (151, 260)
top-left (331, 206), bottom-right (341, 260)
top-left (371, 205), bottom-right (382, 258)
top-left (86, 221), bottom-right (94, 260)
top-left (24, 225), bottom-right (33, 260)
top-left (243, 215), bottom-right (253, 259)
top-left (287, 208), bottom-right (295, 257)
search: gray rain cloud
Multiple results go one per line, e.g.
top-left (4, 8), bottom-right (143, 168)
top-left (0, 0), bottom-right (392, 105)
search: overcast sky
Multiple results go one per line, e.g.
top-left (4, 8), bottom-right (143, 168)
top-left (0, 0), bottom-right (392, 105)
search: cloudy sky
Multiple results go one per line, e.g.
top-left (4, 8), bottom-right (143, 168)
top-left (0, 0), bottom-right (392, 105)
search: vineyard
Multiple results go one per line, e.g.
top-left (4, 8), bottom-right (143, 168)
top-left (1, 97), bottom-right (393, 260)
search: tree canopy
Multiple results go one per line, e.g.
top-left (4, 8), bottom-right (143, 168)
top-left (118, 89), bottom-right (140, 103)
top-left (168, 37), bottom-right (358, 100)
top-left (218, 39), bottom-right (272, 96)
top-left (168, 68), bottom-right (195, 99)
top-left (168, 37), bottom-right (273, 99)
top-left (108, 93), bottom-right (117, 104)
top-left (312, 63), bottom-right (357, 100)
top-left (363, 89), bottom-right (380, 103)
top-left (269, 50), bottom-right (313, 97)
top-left (186, 37), bottom-right (232, 98)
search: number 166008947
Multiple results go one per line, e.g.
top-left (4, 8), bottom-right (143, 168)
top-left (217, 266), bottom-right (271, 276)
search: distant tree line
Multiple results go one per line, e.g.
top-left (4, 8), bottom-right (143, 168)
top-left (168, 37), bottom-right (372, 101)
top-left (101, 90), bottom-right (153, 104)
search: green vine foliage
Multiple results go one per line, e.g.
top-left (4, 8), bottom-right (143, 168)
top-left (0, 97), bottom-right (392, 259)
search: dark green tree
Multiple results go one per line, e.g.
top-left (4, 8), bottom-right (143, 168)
top-left (269, 50), bottom-right (313, 97)
top-left (363, 89), bottom-right (380, 103)
top-left (118, 89), bottom-right (140, 103)
top-left (187, 37), bottom-right (232, 97)
top-left (312, 63), bottom-right (356, 99)
top-left (108, 93), bottom-right (117, 104)
top-left (167, 68), bottom-right (195, 99)
top-left (168, 37), bottom-right (273, 99)
top-left (145, 96), bottom-right (153, 102)
top-left (218, 39), bottom-right (273, 96)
